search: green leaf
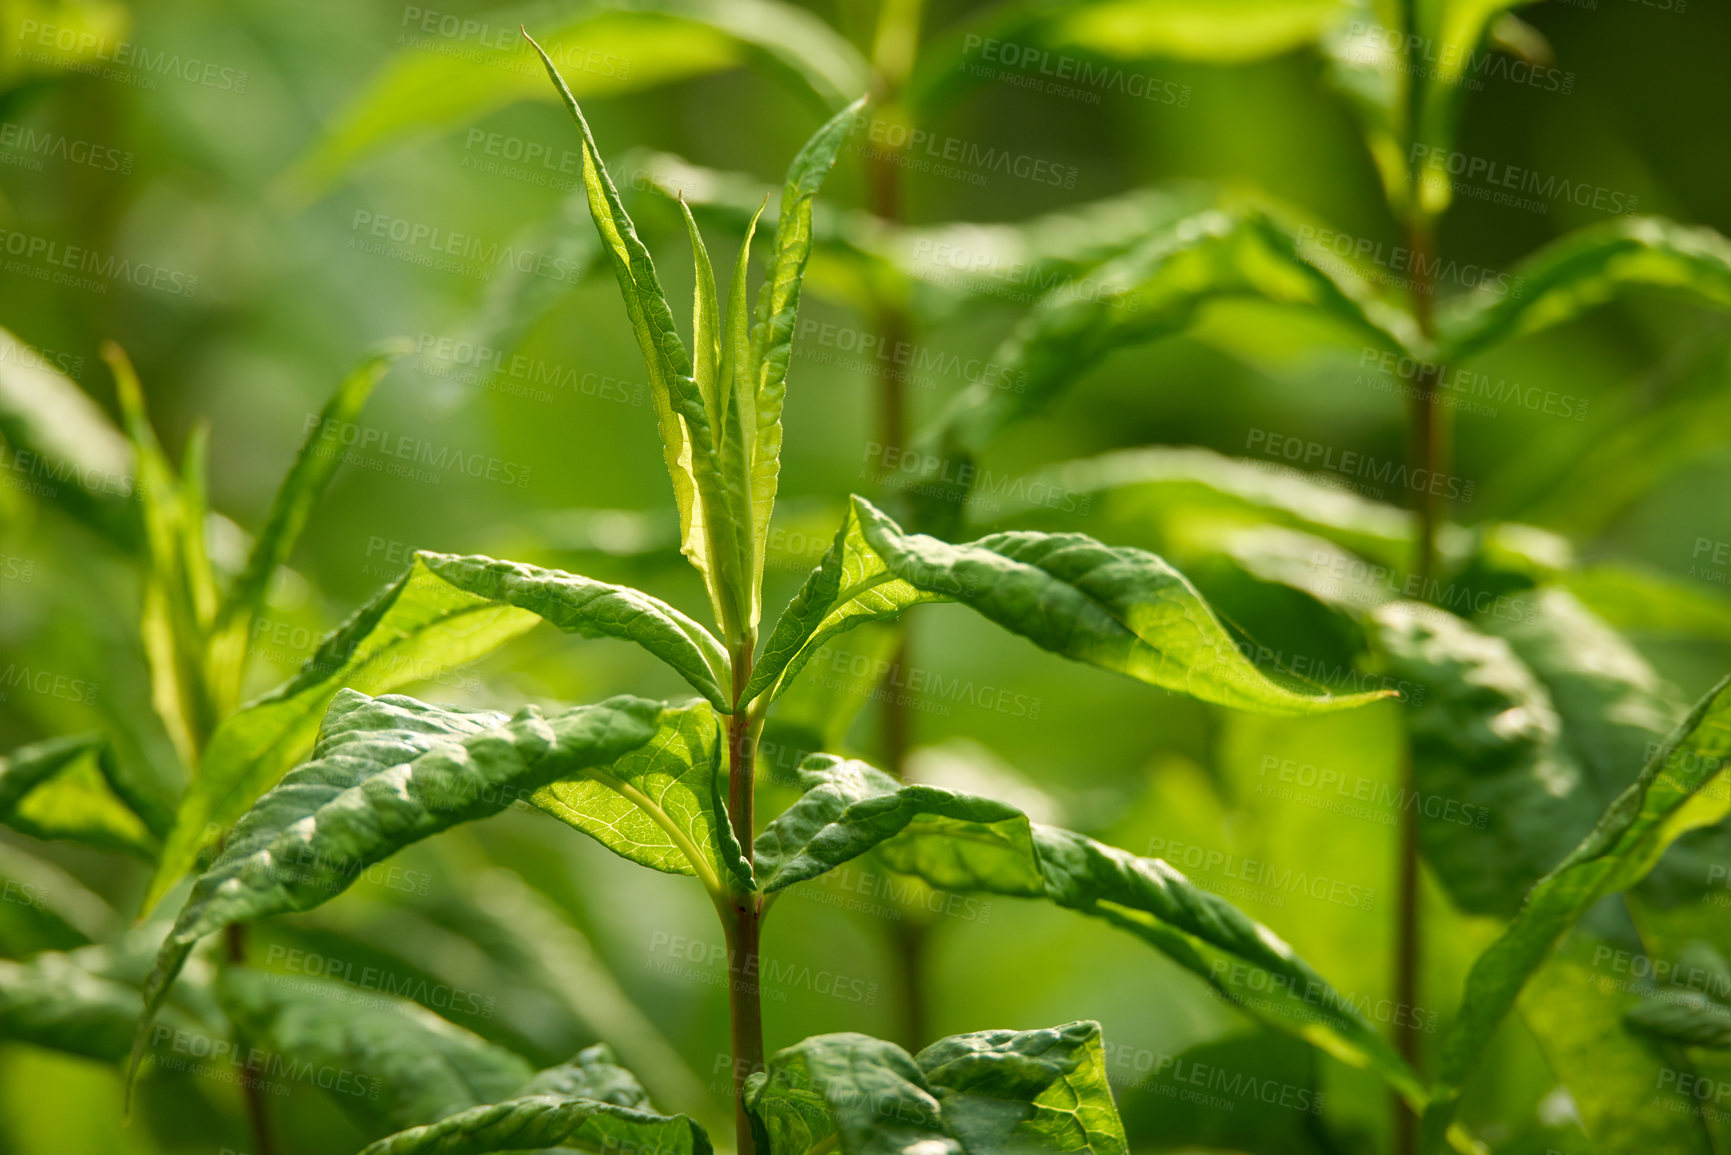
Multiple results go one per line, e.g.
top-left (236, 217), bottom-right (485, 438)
top-left (532, 699), bottom-right (752, 896)
top-left (1419, 675), bottom-right (1731, 1152)
top-left (215, 343), bottom-right (407, 641)
top-left (356, 1094), bottom-right (713, 1155)
top-left (518, 1042), bottom-right (658, 1107)
top-left (926, 207), bottom-right (1419, 464)
top-left (131, 690), bottom-right (663, 1092)
top-left (1438, 218), bottom-right (1731, 363)
top-left (146, 551), bottom-right (725, 914)
top-left (747, 495), bottom-right (1396, 716)
top-left (0, 324), bottom-right (139, 548)
top-left (1320, 0), bottom-right (1410, 211)
top-left (529, 30), bottom-right (746, 641)
top-left (1625, 987), bottom-right (1731, 1050)
top-left (0, 950), bottom-right (150, 1063)
top-left (1367, 600), bottom-right (1606, 917)
top-left (739, 97), bottom-right (866, 629)
top-left (1565, 563), bottom-right (1731, 646)
top-left (909, 0), bottom-right (1336, 116)
top-left (0, 735), bottom-right (157, 858)
top-left (756, 756), bottom-right (1424, 1107)
top-left (747, 1022), bottom-right (1130, 1155)
top-left (284, 0), bottom-right (868, 201)
top-left (918, 1021), bottom-right (1128, 1154)
top-left (214, 966), bottom-right (534, 1131)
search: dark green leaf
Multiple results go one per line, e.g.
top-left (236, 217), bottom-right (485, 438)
top-left (756, 756), bottom-right (1423, 1107)
top-left (215, 966), bottom-right (533, 1132)
top-left (0, 950), bottom-right (148, 1063)
top-left (1419, 675), bottom-right (1731, 1152)
top-left (132, 691), bottom-right (663, 1092)
top-left (0, 735), bottom-right (157, 858)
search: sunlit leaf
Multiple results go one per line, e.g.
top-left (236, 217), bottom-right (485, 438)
top-left (748, 495), bottom-right (1397, 716)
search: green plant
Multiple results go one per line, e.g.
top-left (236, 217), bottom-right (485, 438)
top-left (101, 29), bottom-right (1548, 1155)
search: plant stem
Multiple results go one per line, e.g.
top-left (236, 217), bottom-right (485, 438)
top-left (1394, 214), bottom-right (1447, 1155)
top-left (725, 641), bottom-right (765, 1155)
top-left (223, 924), bottom-right (276, 1155)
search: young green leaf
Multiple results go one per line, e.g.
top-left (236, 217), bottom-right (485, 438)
top-left (215, 966), bottom-right (535, 1131)
top-left (532, 699), bottom-right (753, 896)
top-left (131, 691), bottom-right (664, 1092)
top-left (1625, 988), bottom-right (1731, 1049)
top-left (1418, 675), bottom-right (1731, 1152)
top-left (0, 325), bottom-right (140, 548)
top-left (1438, 217), bottom-right (1731, 363)
top-left (528, 29), bottom-right (748, 641)
top-left (746, 1022), bottom-right (1129, 1155)
top-left (215, 343), bottom-right (408, 643)
top-left (146, 551), bottom-right (728, 914)
top-left (747, 495), bottom-right (1396, 716)
top-left (517, 1042), bottom-right (658, 1107)
top-left (740, 96), bottom-right (866, 628)
top-left (756, 756), bottom-right (1424, 1108)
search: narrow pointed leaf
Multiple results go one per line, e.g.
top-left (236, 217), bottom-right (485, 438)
top-left (147, 551), bottom-right (726, 914)
top-left (0, 325), bottom-right (139, 547)
top-left (747, 495), bottom-right (1396, 716)
top-left (741, 97), bottom-right (865, 627)
top-left (0, 951), bottom-right (151, 1063)
top-left (132, 690), bottom-right (663, 1090)
top-left (529, 30), bottom-right (744, 638)
top-left (1419, 675), bottom-right (1731, 1151)
top-left (214, 966), bottom-right (534, 1131)
top-left (1439, 217), bottom-right (1731, 363)
top-left (532, 699), bottom-right (752, 895)
top-left (757, 756), bottom-right (1424, 1107)
top-left (217, 343), bottom-right (407, 634)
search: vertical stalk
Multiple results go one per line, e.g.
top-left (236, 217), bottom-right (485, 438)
top-left (223, 924), bottom-right (275, 1155)
top-left (724, 639), bottom-right (765, 1155)
top-left (1394, 214), bottom-right (1447, 1155)
top-left (866, 0), bottom-right (930, 1053)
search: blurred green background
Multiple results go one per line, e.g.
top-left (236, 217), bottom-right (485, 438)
top-left (1, 0), bottom-right (1728, 1152)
